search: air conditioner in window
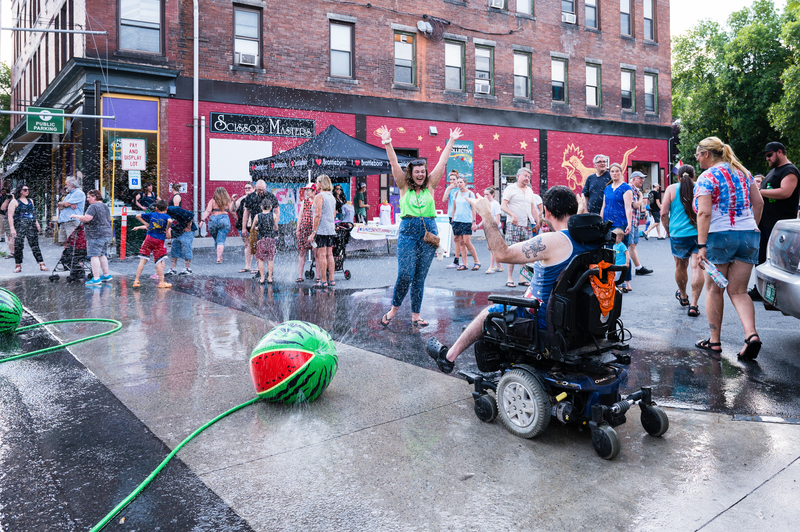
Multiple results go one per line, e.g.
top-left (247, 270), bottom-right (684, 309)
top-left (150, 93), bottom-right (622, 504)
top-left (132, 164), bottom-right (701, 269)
top-left (475, 81), bottom-right (492, 94)
top-left (562, 12), bottom-right (577, 24)
top-left (489, 0), bottom-right (505, 9)
top-left (239, 53), bottom-right (258, 66)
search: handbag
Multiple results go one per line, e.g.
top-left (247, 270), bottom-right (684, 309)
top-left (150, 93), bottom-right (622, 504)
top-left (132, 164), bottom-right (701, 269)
top-left (421, 218), bottom-right (440, 248)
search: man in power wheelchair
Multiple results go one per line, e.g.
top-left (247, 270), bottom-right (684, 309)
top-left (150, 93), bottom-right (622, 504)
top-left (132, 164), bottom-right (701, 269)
top-left (427, 186), bottom-right (668, 459)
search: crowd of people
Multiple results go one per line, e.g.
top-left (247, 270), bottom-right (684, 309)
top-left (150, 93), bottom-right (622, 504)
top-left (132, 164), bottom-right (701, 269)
top-left (4, 132), bottom-right (798, 364)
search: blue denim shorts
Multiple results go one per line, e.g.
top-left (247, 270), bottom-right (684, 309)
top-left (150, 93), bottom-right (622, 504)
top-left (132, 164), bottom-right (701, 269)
top-left (626, 225), bottom-right (639, 246)
top-left (670, 235), bottom-right (699, 260)
top-left (207, 214), bottom-right (230, 247)
top-left (170, 230), bottom-right (194, 260)
top-left (86, 238), bottom-right (110, 258)
top-left (452, 221), bottom-right (473, 236)
top-left (707, 230), bottom-right (760, 265)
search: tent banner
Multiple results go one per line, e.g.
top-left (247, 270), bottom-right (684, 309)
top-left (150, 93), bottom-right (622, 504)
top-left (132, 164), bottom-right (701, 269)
top-left (447, 141), bottom-right (474, 183)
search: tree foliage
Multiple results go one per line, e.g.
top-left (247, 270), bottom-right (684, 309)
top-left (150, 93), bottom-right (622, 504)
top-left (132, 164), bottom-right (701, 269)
top-left (672, 0), bottom-right (798, 175)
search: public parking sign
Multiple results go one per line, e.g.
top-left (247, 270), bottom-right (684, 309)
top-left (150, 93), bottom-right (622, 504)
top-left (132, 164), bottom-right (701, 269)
top-left (26, 107), bottom-right (65, 134)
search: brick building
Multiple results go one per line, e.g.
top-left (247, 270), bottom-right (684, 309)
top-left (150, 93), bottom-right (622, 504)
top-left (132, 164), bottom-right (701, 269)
top-left (4, 0), bottom-right (671, 224)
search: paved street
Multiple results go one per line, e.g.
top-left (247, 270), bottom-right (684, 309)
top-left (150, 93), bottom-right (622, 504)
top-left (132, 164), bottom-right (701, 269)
top-left (1, 234), bottom-right (800, 531)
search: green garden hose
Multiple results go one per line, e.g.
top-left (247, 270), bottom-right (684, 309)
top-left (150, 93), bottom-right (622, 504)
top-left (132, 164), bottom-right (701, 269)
top-left (0, 318), bottom-right (123, 364)
top-left (89, 396), bottom-right (262, 532)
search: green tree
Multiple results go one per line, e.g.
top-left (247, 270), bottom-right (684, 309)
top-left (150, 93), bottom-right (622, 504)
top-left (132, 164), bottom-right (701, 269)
top-left (0, 62), bottom-right (10, 142)
top-left (672, 0), bottom-right (789, 174)
top-left (768, 4), bottom-right (800, 162)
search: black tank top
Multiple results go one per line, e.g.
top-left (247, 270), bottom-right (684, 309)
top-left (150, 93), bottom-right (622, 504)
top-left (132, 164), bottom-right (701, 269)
top-left (761, 163), bottom-right (800, 227)
top-left (14, 199), bottom-right (35, 220)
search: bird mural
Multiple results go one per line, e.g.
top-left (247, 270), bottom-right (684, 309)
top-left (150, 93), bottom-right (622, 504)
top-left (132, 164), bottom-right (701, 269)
top-left (561, 144), bottom-right (638, 190)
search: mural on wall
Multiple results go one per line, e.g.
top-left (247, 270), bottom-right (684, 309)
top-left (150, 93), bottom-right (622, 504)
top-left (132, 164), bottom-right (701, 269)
top-left (447, 141), bottom-right (474, 183)
top-left (561, 144), bottom-right (638, 191)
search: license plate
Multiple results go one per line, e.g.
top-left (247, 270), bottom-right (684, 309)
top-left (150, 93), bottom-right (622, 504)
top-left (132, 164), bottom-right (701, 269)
top-left (764, 282), bottom-right (777, 304)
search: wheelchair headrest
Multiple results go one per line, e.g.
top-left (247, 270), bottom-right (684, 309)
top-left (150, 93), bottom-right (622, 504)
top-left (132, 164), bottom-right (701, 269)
top-left (568, 214), bottom-right (614, 245)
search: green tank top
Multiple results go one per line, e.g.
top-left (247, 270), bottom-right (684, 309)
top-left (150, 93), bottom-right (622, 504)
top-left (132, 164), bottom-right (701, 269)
top-left (399, 188), bottom-right (436, 217)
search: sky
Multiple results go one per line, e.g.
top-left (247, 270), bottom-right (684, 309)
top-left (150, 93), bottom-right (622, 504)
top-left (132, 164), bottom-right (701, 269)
top-left (0, 1), bottom-right (791, 73)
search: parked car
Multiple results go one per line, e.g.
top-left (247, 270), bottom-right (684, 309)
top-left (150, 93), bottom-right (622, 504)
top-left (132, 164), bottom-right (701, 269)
top-left (756, 218), bottom-right (800, 319)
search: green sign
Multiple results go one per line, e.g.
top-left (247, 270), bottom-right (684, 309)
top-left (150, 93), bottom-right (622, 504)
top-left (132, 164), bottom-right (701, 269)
top-left (26, 107), bottom-right (65, 134)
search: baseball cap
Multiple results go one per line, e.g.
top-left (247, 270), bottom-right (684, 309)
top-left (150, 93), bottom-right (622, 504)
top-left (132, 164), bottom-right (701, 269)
top-left (630, 171), bottom-right (646, 179)
top-left (760, 141), bottom-right (786, 154)
top-left (303, 183), bottom-right (316, 191)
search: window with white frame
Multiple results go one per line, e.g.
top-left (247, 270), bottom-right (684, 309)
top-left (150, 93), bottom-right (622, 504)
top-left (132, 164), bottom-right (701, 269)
top-left (234, 6), bottom-right (260, 67)
top-left (620, 0), bottom-right (631, 36)
top-left (330, 23), bottom-right (354, 78)
top-left (586, 64), bottom-right (600, 107)
top-left (475, 46), bottom-right (493, 94)
top-left (644, 73), bottom-right (657, 112)
top-left (517, 0), bottom-right (532, 15)
top-left (445, 41), bottom-right (464, 91)
top-left (552, 59), bottom-right (567, 102)
top-left (586, 0), bottom-right (598, 29)
top-left (394, 32), bottom-right (415, 85)
top-left (644, 0), bottom-right (655, 40)
top-left (120, 0), bottom-right (162, 53)
top-left (514, 52), bottom-right (531, 99)
top-left (621, 69), bottom-right (634, 110)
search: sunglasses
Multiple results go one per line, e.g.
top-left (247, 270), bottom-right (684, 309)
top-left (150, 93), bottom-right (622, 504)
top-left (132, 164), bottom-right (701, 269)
top-left (409, 160), bottom-right (425, 166)
top-left (21, 188), bottom-right (29, 191)
top-left (765, 152), bottom-right (775, 159)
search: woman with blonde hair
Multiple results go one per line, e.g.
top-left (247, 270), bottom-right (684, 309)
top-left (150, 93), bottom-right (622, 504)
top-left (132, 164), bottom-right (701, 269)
top-left (202, 186), bottom-right (232, 263)
top-left (378, 124), bottom-right (464, 327)
top-left (693, 137), bottom-right (763, 359)
top-left (308, 174), bottom-right (337, 288)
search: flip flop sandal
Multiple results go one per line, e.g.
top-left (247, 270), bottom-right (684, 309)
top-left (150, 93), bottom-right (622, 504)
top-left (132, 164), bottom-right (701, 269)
top-left (675, 290), bottom-right (690, 307)
top-left (456, 265), bottom-right (468, 271)
top-left (381, 313), bottom-right (393, 327)
top-left (13, 265), bottom-right (21, 273)
top-left (519, 281), bottom-right (530, 287)
top-left (695, 338), bottom-right (722, 353)
top-left (238, 268), bottom-right (251, 273)
top-left (412, 318), bottom-right (429, 328)
top-left (738, 334), bottom-right (762, 360)
top-left (39, 263), bottom-right (49, 271)
top-left (471, 264), bottom-right (481, 271)
top-left (688, 305), bottom-right (700, 317)
top-left (506, 281), bottom-right (516, 287)
top-left (295, 278), bottom-right (304, 283)
top-left (329, 281), bottom-right (336, 286)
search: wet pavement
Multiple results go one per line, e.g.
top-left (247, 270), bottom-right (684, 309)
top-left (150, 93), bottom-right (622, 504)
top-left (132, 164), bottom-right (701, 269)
top-left (2, 236), bottom-right (800, 530)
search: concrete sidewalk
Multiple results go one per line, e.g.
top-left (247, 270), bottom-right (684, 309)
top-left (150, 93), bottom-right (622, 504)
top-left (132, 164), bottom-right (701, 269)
top-left (5, 275), bottom-right (799, 531)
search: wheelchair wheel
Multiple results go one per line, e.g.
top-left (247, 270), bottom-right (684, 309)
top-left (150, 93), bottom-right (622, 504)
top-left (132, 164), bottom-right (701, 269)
top-left (497, 369), bottom-right (550, 439)
top-left (641, 405), bottom-right (669, 437)
top-left (592, 424), bottom-right (621, 460)
top-left (474, 394), bottom-right (497, 423)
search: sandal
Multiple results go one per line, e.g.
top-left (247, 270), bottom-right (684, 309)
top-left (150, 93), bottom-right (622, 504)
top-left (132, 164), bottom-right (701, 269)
top-left (619, 287), bottom-right (629, 293)
top-left (738, 334), bottom-right (762, 360)
top-left (695, 338), bottom-right (722, 353)
top-left (238, 268), bottom-right (251, 273)
top-left (506, 281), bottom-right (516, 287)
top-left (456, 265), bottom-right (468, 271)
top-left (39, 263), bottom-right (48, 272)
top-left (132, 280), bottom-right (141, 288)
top-left (295, 277), bottom-right (304, 283)
top-left (518, 281), bottom-right (530, 287)
top-left (13, 264), bottom-right (21, 273)
top-left (675, 290), bottom-right (690, 307)
top-left (329, 281), bottom-right (336, 286)
top-left (314, 280), bottom-right (323, 288)
top-left (381, 313), bottom-right (393, 327)
top-left (688, 305), bottom-right (700, 317)
top-left (471, 263), bottom-right (481, 271)
top-left (412, 318), bottom-right (429, 328)
top-left (217, 259), bottom-right (223, 264)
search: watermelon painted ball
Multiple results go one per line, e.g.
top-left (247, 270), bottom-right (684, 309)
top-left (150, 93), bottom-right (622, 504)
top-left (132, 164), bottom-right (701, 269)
top-left (249, 321), bottom-right (338, 403)
top-left (0, 288), bottom-right (23, 335)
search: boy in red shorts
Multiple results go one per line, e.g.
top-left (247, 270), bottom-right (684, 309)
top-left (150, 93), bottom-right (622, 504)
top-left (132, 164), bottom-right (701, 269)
top-left (132, 199), bottom-right (173, 288)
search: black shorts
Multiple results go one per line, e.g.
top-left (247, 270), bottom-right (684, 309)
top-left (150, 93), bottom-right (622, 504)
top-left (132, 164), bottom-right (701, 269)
top-left (452, 221), bottom-right (473, 236)
top-left (651, 210), bottom-right (661, 223)
top-left (315, 234), bottom-right (335, 248)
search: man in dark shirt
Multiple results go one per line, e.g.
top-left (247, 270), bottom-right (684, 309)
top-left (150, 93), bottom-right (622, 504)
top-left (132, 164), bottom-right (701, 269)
top-left (579, 154), bottom-right (611, 214)
top-left (644, 184), bottom-right (664, 239)
top-left (751, 142), bottom-right (799, 300)
top-left (242, 180), bottom-right (279, 274)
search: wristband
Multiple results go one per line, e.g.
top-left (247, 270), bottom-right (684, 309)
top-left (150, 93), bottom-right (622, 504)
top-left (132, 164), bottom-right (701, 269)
top-left (382, 139), bottom-right (392, 145)
top-left (697, 243), bottom-right (707, 248)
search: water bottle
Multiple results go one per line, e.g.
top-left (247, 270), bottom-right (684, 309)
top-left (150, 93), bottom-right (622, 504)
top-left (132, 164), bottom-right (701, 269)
top-left (702, 259), bottom-right (729, 289)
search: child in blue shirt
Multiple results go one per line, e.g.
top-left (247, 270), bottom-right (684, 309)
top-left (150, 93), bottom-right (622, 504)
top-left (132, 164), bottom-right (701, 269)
top-left (132, 199), bottom-right (172, 288)
top-left (612, 228), bottom-right (631, 292)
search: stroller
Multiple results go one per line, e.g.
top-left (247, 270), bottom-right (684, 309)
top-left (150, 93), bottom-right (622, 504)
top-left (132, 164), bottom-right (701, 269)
top-left (49, 224), bottom-right (89, 283)
top-left (305, 222), bottom-right (353, 281)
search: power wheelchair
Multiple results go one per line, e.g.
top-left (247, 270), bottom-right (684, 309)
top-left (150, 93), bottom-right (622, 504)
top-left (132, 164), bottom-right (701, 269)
top-left (428, 214), bottom-right (669, 460)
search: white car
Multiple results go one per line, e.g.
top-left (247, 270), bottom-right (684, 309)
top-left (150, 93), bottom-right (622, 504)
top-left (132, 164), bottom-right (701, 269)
top-left (756, 218), bottom-right (800, 318)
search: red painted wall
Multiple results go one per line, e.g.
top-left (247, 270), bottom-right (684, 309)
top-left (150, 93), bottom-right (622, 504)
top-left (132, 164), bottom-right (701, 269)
top-left (548, 131), bottom-right (669, 192)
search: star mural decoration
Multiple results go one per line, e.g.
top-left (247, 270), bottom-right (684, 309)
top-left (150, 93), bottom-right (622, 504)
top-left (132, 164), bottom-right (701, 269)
top-left (520, 140), bottom-right (528, 149)
top-left (478, 144), bottom-right (484, 149)
top-left (436, 146), bottom-right (442, 152)
top-left (493, 133), bottom-right (500, 141)
top-left (418, 135), bottom-right (423, 141)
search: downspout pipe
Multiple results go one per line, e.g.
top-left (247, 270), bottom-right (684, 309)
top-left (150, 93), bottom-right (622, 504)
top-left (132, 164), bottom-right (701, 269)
top-left (193, 0), bottom-right (200, 226)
